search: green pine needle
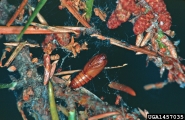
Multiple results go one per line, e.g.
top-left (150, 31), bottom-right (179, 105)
top-left (17, 0), bottom-right (47, 41)
top-left (48, 81), bottom-right (59, 120)
top-left (85, 0), bottom-right (94, 22)
top-left (68, 110), bottom-right (76, 120)
top-left (0, 82), bottom-right (17, 89)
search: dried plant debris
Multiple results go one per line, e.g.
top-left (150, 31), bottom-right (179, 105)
top-left (94, 8), bottom-right (107, 21)
top-left (0, 46), bottom-right (141, 119)
top-left (0, 0), bottom-right (185, 120)
top-left (64, 36), bottom-right (88, 57)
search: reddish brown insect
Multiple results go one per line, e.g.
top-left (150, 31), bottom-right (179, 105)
top-left (108, 82), bottom-right (136, 96)
top-left (70, 54), bottom-right (107, 89)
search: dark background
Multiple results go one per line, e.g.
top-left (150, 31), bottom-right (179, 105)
top-left (0, 0), bottom-right (185, 120)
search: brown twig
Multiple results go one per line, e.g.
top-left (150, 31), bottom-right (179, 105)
top-left (88, 112), bottom-right (120, 120)
top-left (6, 0), bottom-right (28, 26)
top-left (91, 34), bottom-right (158, 56)
top-left (61, 0), bottom-right (91, 28)
top-left (0, 26), bottom-right (85, 34)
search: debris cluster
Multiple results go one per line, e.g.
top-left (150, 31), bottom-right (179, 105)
top-left (107, 0), bottom-right (185, 88)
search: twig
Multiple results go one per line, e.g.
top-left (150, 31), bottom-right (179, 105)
top-left (91, 34), bottom-right (158, 57)
top-left (31, 22), bottom-right (78, 34)
top-left (4, 42), bottom-right (40, 47)
top-left (61, 0), bottom-right (91, 28)
top-left (6, 0), bottom-right (28, 26)
top-left (0, 26), bottom-right (86, 34)
top-left (17, 0), bottom-right (48, 41)
top-left (54, 64), bottom-right (127, 75)
top-left (4, 41), bottom-right (27, 67)
top-left (88, 112), bottom-right (120, 120)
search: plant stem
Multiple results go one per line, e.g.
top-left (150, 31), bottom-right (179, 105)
top-left (17, 0), bottom-right (47, 41)
top-left (48, 81), bottom-right (59, 120)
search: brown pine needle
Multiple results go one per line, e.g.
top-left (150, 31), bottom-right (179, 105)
top-left (91, 34), bottom-right (158, 57)
top-left (144, 81), bottom-right (168, 90)
top-left (0, 26), bottom-right (85, 34)
top-left (4, 42), bottom-right (40, 47)
top-left (61, 0), bottom-right (91, 28)
top-left (30, 22), bottom-right (78, 34)
top-left (88, 112), bottom-right (120, 120)
top-left (54, 64), bottom-right (127, 76)
top-left (54, 69), bottom-right (82, 76)
top-left (105, 64), bottom-right (127, 69)
top-left (0, 51), bottom-right (6, 67)
top-left (138, 108), bottom-right (149, 119)
top-left (4, 41), bottom-right (27, 67)
top-left (6, 0), bottom-right (28, 26)
top-left (57, 105), bottom-right (69, 117)
top-left (57, 26), bottom-right (86, 31)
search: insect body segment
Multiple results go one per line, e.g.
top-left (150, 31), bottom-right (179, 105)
top-left (70, 54), bottom-right (107, 89)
